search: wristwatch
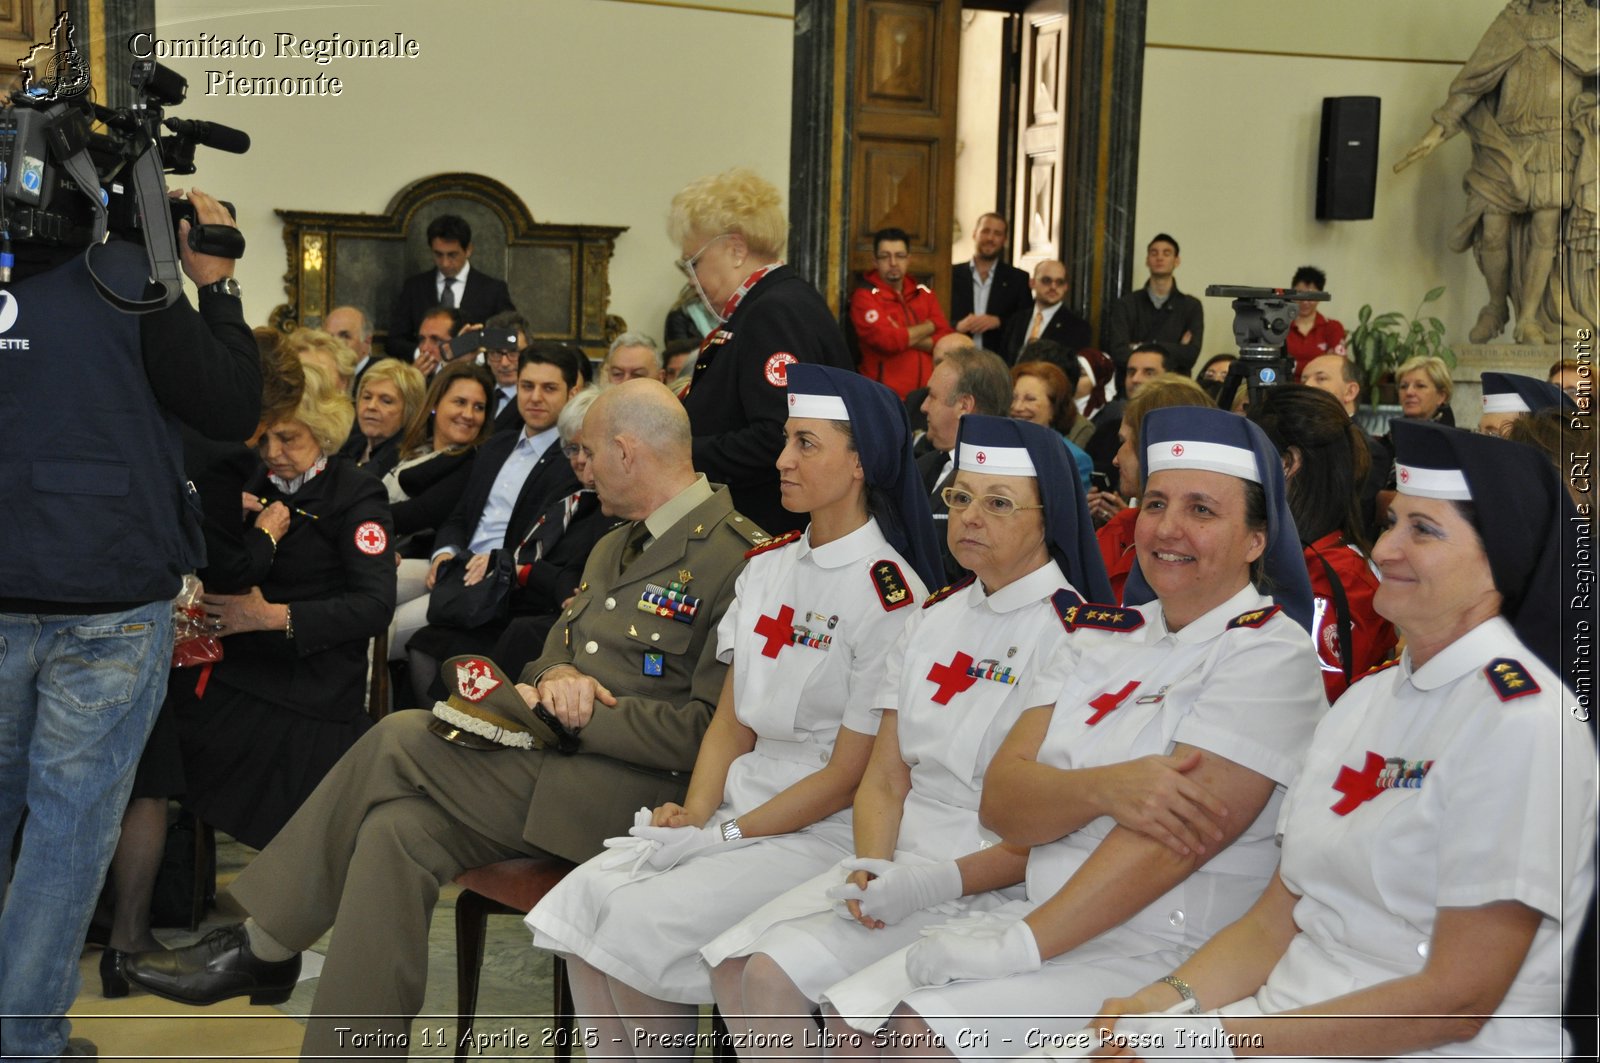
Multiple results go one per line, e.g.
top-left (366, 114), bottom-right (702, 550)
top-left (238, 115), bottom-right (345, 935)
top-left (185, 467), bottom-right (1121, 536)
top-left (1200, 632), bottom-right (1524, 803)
top-left (719, 819), bottom-right (743, 842)
top-left (201, 277), bottom-right (242, 298)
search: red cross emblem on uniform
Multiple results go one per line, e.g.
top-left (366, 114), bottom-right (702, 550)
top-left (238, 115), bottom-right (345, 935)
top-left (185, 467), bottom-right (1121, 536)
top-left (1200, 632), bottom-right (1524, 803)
top-left (455, 658), bottom-right (501, 702)
top-left (354, 521), bottom-right (388, 555)
top-left (975, 451), bottom-right (987, 465)
top-left (754, 604), bottom-right (796, 658)
top-left (926, 651), bottom-right (977, 705)
top-left (1170, 444), bottom-right (1185, 457)
top-left (1331, 750), bottom-right (1387, 815)
top-left (1399, 467), bottom-right (1410, 483)
top-left (1085, 680), bottom-right (1140, 726)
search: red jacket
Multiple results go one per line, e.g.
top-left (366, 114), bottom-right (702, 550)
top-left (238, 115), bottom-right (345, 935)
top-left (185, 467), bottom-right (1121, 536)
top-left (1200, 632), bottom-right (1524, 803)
top-left (850, 271), bottom-right (954, 398)
top-left (1096, 506), bottom-right (1139, 603)
top-left (1305, 531), bottom-right (1396, 702)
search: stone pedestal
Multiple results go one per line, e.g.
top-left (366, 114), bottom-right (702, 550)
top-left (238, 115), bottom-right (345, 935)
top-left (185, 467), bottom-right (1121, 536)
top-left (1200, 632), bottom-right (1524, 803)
top-left (1450, 343), bottom-right (1561, 430)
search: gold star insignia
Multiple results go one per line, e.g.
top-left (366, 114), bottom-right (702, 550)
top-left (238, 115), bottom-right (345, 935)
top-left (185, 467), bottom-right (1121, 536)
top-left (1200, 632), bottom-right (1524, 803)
top-left (678, 569), bottom-right (693, 585)
top-left (693, 524), bottom-right (704, 535)
top-left (628, 624), bottom-right (637, 636)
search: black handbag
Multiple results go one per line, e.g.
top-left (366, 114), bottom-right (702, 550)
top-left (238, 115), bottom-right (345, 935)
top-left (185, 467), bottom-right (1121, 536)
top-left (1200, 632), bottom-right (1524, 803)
top-left (425, 550), bottom-right (514, 628)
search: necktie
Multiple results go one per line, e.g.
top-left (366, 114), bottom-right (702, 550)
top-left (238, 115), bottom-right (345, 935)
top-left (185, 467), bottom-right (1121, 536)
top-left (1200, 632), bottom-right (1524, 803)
top-left (619, 521), bottom-right (650, 569)
top-left (441, 276), bottom-right (456, 309)
top-left (1028, 311), bottom-right (1043, 341)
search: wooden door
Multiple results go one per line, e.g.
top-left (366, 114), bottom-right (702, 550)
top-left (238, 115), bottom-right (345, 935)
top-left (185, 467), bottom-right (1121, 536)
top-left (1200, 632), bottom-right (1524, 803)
top-left (1013, 0), bottom-right (1068, 275)
top-left (847, 0), bottom-right (962, 313)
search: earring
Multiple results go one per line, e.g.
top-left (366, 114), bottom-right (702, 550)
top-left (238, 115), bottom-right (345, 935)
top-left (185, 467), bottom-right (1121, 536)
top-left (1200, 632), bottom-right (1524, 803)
top-left (431, 408), bottom-right (437, 415)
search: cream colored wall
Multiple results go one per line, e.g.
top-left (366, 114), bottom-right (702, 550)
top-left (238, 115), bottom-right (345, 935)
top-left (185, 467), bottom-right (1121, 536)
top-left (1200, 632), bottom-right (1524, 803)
top-left (1137, 0), bottom-right (1508, 364)
top-left (148, 0), bottom-right (795, 338)
top-left (953, 10), bottom-right (1006, 263)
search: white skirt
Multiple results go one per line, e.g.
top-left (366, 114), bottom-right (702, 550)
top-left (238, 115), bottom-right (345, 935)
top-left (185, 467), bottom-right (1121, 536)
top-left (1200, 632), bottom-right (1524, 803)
top-left (700, 856), bottom-right (1023, 1002)
top-left (527, 747), bottom-right (851, 1004)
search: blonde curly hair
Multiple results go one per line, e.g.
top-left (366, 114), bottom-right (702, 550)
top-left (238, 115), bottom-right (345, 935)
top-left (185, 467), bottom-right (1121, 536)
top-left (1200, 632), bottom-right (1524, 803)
top-left (667, 168), bottom-right (787, 258)
top-left (285, 361), bottom-right (355, 454)
top-left (286, 327), bottom-right (358, 389)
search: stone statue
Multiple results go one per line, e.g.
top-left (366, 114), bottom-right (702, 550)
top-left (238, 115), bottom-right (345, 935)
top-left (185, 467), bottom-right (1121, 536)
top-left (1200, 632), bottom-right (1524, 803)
top-left (1396, 0), bottom-right (1599, 345)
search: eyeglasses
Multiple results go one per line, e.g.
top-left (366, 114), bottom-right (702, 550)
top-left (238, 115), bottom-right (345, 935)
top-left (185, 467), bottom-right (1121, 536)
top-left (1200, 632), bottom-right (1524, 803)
top-left (485, 348), bottom-right (519, 362)
top-left (675, 233), bottom-right (733, 279)
top-left (874, 251), bottom-right (909, 263)
top-left (560, 443), bottom-right (583, 458)
top-left (940, 486), bottom-right (1043, 517)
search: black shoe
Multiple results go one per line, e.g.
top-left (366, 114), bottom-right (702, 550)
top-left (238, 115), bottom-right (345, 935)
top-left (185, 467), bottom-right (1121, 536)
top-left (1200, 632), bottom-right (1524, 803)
top-left (123, 924), bottom-right (300, 1007)
top-left (99, 947), bottom-right (129, 998)
top-left (60, 1036), bottom-right (98, 1059)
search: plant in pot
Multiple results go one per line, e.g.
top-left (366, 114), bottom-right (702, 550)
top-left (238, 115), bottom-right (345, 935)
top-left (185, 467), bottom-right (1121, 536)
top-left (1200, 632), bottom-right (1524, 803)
top-left (1344, 286), bottom-right (1456, 408)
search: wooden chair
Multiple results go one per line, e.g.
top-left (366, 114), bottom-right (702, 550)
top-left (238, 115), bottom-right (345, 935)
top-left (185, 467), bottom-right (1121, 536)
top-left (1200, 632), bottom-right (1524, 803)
top-left (452, 857), bottom-right (577, 1063)
top-left (452, 857), bottom-right (738, 1063)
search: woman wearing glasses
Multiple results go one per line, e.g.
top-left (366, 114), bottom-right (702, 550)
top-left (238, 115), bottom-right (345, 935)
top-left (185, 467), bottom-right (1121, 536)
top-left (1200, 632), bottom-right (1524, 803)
top-left (669, 168), bottom-right (854, 537)
top-left (706, 415), bottom-right (1114, 1051)
top-left (811, 406), bottom-right (1327, 1058)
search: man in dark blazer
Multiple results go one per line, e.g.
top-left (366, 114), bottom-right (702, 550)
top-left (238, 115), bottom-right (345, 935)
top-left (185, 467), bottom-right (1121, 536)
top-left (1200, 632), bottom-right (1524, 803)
top-left (949, 213), bottom-right (1031, 352)
top-left (999, 259), bottom-right (1092, 363)
top-left (125, 381), bottom-right (768, 1058)
top-left (386, 214), bottom-right (516, 359)
top-left (916, 345), bottom-right (1012, 584)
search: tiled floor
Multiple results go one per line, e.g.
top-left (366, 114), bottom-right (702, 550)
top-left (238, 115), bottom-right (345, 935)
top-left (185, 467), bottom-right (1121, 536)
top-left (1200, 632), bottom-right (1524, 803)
top-left (66, 833), bottom-right (709, 1061)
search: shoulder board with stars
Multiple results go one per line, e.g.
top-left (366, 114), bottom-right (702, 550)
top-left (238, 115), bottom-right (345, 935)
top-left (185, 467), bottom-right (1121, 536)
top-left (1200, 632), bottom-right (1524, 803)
top-left (871, 559), bottom-right (915, 612)
top-left (1051, 588), bottom-right (1084, 631)
top-left (744, 528), bottom-right (801, 559)
top-left (1226, 605), bottom-right (1281, 630)
top-left (921, 574), bottom-right (975, 609)
top-left (1484, 657), bottom-right (1541, 702)
top-left (1060, 601), bottom-right (1145, 633)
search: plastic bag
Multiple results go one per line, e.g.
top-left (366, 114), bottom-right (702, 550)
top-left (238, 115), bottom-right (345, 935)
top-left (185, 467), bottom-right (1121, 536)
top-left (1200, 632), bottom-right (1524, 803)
top-left (171, 574), bottom-right (223, 668)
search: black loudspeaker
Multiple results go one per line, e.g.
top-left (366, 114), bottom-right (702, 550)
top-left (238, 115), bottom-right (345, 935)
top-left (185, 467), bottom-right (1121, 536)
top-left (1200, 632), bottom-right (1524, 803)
top-left (1316, 96), bottom-right (1381, 220)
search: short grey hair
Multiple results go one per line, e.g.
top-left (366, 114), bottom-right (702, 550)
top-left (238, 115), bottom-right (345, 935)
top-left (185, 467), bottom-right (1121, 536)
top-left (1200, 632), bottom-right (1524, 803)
top-left (558, 386), bottom-right (599, 443)
top-left (607, 332), bottom-right (661, 362)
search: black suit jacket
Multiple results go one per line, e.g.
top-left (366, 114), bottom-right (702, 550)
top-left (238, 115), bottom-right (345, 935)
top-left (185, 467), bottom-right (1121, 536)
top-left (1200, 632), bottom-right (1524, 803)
top-left (386, 267), bottom-right (515, 357)
top-left (490, 388), bottom-right (523, 435)
top-left (434, 430), bottom-right (578, 558)
top-left (917, 448), bottom-right (969, 586)
top-left (950, 261), bottom-right (1031, 351)
top-left (1000, 303), bottom-right (1093, 364)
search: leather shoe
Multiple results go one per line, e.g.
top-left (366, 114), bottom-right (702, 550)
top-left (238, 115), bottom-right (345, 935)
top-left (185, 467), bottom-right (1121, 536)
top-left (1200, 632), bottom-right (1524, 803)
top-left (124, 924), bottom-right (300, 1007)
top-left (99, 947), bottom-right (129, 998)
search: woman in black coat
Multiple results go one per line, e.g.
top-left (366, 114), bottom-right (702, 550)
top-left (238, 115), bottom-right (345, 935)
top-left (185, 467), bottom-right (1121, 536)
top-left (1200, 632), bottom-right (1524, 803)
top-left (175, 362), bottom-right (396, 850)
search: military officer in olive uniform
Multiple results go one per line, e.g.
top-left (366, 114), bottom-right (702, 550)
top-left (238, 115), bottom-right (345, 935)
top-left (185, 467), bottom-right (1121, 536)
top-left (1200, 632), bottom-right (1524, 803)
top-left (125, 381), bottom-right (769, 1061)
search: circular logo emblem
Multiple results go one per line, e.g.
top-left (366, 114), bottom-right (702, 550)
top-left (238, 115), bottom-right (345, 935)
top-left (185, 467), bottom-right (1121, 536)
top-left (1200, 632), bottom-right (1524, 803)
top-left (764, 352), bottom-right (797, 387)
top-left (975, 451), bottom-right (987, 465)
top-left (865, 308), bottom-right (880, 324)
top-left (354, 521), bottom-right (388, 555)
top-left (1259, 367), bottom-right (1277, 384)
top-left (1170, 443), bottom-right (1185, 457)
top-left (0, 291), bottom-right (19, 334)
top-left (788, 394), bottom-right (797, 407)
top-left (1399, 467), bottom-right (1410, 484)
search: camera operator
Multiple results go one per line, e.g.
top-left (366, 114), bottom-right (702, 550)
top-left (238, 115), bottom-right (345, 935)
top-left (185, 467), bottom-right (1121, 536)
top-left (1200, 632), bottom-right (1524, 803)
top-left (0, 187), bottom-right (260, 1061)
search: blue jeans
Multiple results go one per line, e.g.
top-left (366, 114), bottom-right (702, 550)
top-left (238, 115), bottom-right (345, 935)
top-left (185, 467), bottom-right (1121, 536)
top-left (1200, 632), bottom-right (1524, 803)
top-left (0, 603), bottom-right (172, 1061)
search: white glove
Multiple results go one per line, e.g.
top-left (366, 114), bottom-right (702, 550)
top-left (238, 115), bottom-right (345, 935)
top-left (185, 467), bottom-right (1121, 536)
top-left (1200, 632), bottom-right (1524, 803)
top-left (905, 911), bottom-right (1041, 986)
top-left (1105, 1007), bottom-right (1234, 1060)
top-left (593, 808), bottom-right (655, 873)
top-left (629, 823), bottom-right (721, 872)
top-left (826, 858), bottom-right (963, 925)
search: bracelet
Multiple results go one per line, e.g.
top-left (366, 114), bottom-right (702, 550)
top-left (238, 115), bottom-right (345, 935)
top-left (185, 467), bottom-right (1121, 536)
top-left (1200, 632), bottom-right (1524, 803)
top-left (259, 525), bottom-right (278, 549)
top-left (283, 604), bottom-right (295, 640)
top-left (719, 819), bottom-right (744, 842)
top-left (1159, 975), bottom-right (1198, 1012)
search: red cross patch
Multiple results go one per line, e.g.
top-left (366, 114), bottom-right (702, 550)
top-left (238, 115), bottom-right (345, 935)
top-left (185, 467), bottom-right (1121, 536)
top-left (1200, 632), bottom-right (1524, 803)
top-left (975, 451), bottom-right (987, 464)
top-left (354, 521), bottom-right (388, 555)
top-left (455, 658), bottom-right (501, 702)
top-left (865, 308), bottom-right (880, 324)
top-left (765, 352), bottom-right (798, 387)
top-left (1170, 443), bottom-right (1185, 457)
top-left (1399, 467), bottom-right (1410, 483)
